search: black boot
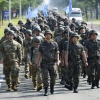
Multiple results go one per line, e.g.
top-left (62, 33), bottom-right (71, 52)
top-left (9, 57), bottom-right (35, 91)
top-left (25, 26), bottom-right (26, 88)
top-left (87, 77), bottom-right (91, 85)
top-left (91, 81), bottom-right (95, 89)
top-left (65, 81), bottom-right (70, 90)
top-left (60, 77), bottom-right (64, 85)
top-left (50, 85), bottom-right (54, 94)
top-left (95, 80), bottom-right (99, 88)
top-left (83, 71), bottom-right (86, 78)
top-left (73, 85), bottom-right (78, 93)
top-left (44, 87), bottom-right (48, 96)
top-left (69, 83), bottom-right (73, 91)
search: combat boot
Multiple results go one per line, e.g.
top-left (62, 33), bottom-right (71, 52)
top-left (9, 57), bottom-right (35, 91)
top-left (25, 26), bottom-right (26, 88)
top-left (73, 85), bottom-right (78, 93)
top-left (91, 81), bottom-right (95, 89)
top-left (17, 78), bottom-right (20, 84)
top-left (95, 80), bottom-right (99, 88)
top-left (33, 82), bottom-right (37, 90)
top-left (69, 82), bottom-right (73, 91)
top-left (60, 77), bottom-right (64, 85)
top-left (7, 85), bottom-right (12, 91)
top-left (83, 71), bottom-right (86, 78)
top-left (24, 72), bottom-right (28, 79)
top-left (65, 81), bottom-right (70, 90)
top-left (37, 86), bottom-right (42, 91)
top-left (12, 84), bottom-right (18, 91)
top-left (50, 85), bottom-right (54, 94)
top-left (44, 87), bottom-right (48, 96)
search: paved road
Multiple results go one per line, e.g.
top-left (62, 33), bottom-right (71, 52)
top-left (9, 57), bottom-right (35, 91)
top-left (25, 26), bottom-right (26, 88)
top-left (0, 63), bottom-right (100, 100)
top-left (0, 23), bottom-right (100, 100)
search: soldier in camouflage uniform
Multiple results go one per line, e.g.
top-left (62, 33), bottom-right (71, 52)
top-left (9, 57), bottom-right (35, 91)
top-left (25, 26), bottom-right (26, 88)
top-left (8, 23), bottom-right (13, 29)
top-left (29, 36), bottom-right (43, 91)
top-left (11, 26), bottom-right (23, 84)
top-left (85, 30), bottom-right (100, 89)
top-left (18, 20), bottom-right (26, 35)
top-left (37, 30), bottom-right (59, 96)
top-left (0, 27), bottom-right (10, 44)
top-left (54, 27), bottom-right (64, 80)
top-left (64, 33), bottom-right (88, 93)
top-left (23, 30), bottom-right (33, 79)
top-left (0, 30), bottom-right (22, 91)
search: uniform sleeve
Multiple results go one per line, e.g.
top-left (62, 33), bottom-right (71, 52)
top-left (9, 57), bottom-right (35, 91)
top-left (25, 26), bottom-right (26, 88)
top-left (17, 43), bottom-right (22, 62)
top-left (81, 45), bottom-right (85, 53)
top-left (39, 44), bottom-right (42, 54)
top-left (54, 42), bottom-right (59, 54)
top-left (63, 42), bottom-right (68, 52)
top-left (0, 43), bottom-right (4, 59)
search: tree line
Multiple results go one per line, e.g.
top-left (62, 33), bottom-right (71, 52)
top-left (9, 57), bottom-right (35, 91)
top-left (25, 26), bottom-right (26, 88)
top-left (49, 0), bottom-right (100, 20)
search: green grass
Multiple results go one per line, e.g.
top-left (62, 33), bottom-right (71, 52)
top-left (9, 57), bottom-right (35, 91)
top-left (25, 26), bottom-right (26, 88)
top-left (0, 27), bottom-right (4, 38)
top-left (0, 17), bottom-right (26, 38)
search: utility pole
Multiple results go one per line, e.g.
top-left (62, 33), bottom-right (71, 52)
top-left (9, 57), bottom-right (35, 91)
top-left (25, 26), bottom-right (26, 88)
top-left (9, 0), bottom-right (11, 22)
top-left (96, 0), bottom-right (99, 19)
top-left (20, 0), bottom-right (22, 20)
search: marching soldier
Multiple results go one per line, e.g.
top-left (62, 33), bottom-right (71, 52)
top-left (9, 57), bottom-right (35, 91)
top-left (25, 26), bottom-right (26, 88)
top-left (37, 30), bottom-right (59, 96)
top-left (85, 30), bottom-right (100, 89)
top-left (64, 32), bottom-right (88, 93)
top-left (23, 30), bottom-right (33, 79)
top-left (0, 30), bottom-right (22, 91)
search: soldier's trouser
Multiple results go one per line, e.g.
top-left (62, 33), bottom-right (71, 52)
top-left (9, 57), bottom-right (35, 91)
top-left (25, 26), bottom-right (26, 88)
top-left (63, 66), bottom-right (68, 82)
top-left (67, 63), bottom-right (81, 86)
top-left (31, 64), bottom-right (43, 87)
top-left (25, 62), bottom-right (29, 73)
top-left (87, 61), bottom-right (100, 82)
top-left (3, 62), bottom-right (19, 86)
top-left (58, 63), bottom-right (62, 78)
top-left (41, 62), bottom-right (57, 88)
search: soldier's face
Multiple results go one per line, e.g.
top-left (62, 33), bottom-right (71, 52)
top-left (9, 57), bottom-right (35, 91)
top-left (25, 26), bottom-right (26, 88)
top-left (34, 43), bottom-right (40, 47)
top-left (72, 36), bottom-right (78, 43)
top-left (45, 33), bottom-right (52, 40)
top-left (80, 29), bottom-right (85, 33)
top-left (18, 23), bottom-right (23, 27)
top-left (25, 33), bottom-right (30, 38)
top-left (71, 27), bottom-right (75, 31)
top-left (8, 34), bottom-right (14, 40)
top-left (91, 33), bottom-right (97, 40)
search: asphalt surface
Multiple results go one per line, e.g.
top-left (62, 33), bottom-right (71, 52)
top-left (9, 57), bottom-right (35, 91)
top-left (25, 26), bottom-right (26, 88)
top-left (0, 23), bottom-right (100, 100)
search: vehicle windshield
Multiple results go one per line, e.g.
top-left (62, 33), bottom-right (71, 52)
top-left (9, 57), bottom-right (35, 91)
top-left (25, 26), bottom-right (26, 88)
top-left (70, 12), bottom-right (82, 17)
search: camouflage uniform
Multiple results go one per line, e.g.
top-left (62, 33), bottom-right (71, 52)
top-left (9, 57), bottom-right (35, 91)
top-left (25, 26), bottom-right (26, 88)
top-left (64, 35), bottom-right (85, 93)
top-left (23, 37), bottom-right (33, 78)
top-left (30, 45), bottom-right (43, 90)
top-left (39, 39), bottom-right (59, 95)
top-left (54, 27), bottom-right (64, 79)
top-left (85, 39), bottom-right (100, 89)
top-left (0, 38), bottom-right (22, 91)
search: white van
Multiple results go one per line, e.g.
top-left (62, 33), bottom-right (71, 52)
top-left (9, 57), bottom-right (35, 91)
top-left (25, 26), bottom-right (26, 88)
top-left (53, 7), bottom-right (58, 13)
top-left (69, 8), bottom-right (83, 23)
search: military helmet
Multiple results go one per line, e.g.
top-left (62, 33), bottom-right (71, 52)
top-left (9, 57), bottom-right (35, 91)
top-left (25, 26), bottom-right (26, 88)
top-left (70, 23), bottom-right (76, 28)
top-left (33, 36), bottom-right (42, 43)
top-left (58, 21), bottom-right (64, 26)
top-left (44, 30), bottom-right (52, 36)
top-left (71, 32), bottom-right (79, 38)
top-left (18, 20), bottom-right (23, 24)
top-left (81, 21), bottom-right (87, 25)
top-left (8, 23), bottom-right (13, 27)
top-left (26, 30), bottom-right (32, 36)
top-left (89, 30), bottom-right (98, 36)
top-left (11, 26), bottom-right (19, 31)
top-left (34, 26), bottom-right (41, 32)
top-left (8, 30), bottom-right (15, 35)
top-left (78, 26), bottom-right (85, 32)
top-left (4, 27), bottom-right (10, 33)
top-left (38, 17), bottom-right (43, 21)
top-left (58, 27), bottom-right (64, 31)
